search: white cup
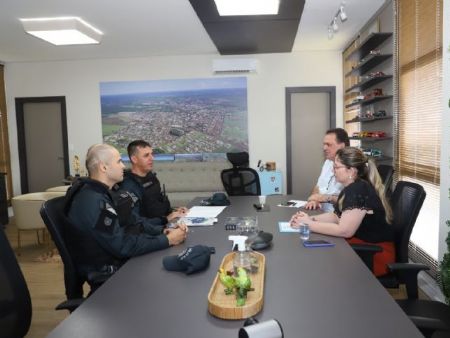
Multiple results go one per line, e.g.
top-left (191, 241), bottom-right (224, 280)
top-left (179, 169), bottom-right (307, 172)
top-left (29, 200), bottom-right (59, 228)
top-left (258, 195), bottom-right (266, 207)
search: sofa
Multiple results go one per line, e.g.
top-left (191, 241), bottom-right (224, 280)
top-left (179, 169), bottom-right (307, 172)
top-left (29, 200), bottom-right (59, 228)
top-left (152, 160), bottom-right (232, 206)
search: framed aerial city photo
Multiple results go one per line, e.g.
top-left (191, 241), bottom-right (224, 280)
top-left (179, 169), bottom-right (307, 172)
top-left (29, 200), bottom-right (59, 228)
top-left (100, 77), bottom-right (248, 161)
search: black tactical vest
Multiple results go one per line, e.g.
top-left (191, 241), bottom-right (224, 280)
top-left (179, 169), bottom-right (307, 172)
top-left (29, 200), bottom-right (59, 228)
top-left (134, 172), bottom-right (171, 219)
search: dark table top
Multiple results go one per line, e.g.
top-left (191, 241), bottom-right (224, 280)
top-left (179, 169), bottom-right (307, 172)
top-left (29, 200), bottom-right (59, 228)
top-left (46, 195), bottom-right (423, 338)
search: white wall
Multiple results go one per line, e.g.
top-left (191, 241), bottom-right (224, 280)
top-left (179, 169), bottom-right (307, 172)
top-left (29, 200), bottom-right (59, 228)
top-left (4, 51), bottom-right (343, 195)
top-left (439, 1), bottom-right (450, 261)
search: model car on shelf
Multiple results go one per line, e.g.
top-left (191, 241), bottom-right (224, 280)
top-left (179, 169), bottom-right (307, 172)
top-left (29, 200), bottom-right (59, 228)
top-left (373, 110), bottom-right (387, 117)
top-left (352, 131), bottom-right (387, 138)
top-left (362, 148), bottom-right (383, 158)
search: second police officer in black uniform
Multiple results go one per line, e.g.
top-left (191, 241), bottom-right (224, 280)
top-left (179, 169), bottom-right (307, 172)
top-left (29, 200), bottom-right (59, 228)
top-left (120, 140), bottom-right (188, 224)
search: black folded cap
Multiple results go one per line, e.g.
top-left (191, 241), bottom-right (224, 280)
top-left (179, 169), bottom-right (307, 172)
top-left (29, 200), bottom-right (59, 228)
top-left (163, 245), bottom-right (215, 275)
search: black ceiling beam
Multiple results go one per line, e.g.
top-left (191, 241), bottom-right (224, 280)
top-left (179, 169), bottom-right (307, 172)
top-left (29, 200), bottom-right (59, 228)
top-left (189, 0), bottom-right (305, 55)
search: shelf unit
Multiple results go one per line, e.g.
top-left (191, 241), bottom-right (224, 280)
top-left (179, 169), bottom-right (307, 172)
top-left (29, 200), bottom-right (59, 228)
top-left (343, 23), bottom-right (394, 166)
top-left (349, 136), bottom-right (392, 142)
top-left (346, 75), bottom-right (392, 93)
top-left (345, 32), bottom-right (392, 61)
top-left (346, 116), bottom-right (393, 124)
top-left (345, 54), bottom-right (392, 77)
top-left (345, 95), bottom-right (393, 109)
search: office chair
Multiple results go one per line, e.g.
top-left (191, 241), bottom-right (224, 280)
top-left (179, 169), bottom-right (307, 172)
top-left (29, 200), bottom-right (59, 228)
top-left (0, 227), bottom-right (32, 338)
top-left (377, 164), bottom-right (394, 196)
top-left (351, 181), bottom-right (426, 298)
top-left (387, 262), bottom-right (450, 338)
top-left (40, 196), bottom-right (101, 312)
top-left (221, 152), bottom-right (261, 196)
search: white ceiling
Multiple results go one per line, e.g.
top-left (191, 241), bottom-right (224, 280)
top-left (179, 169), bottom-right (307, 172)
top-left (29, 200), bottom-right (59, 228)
top-left (0, 0), bottom-right (387, 63)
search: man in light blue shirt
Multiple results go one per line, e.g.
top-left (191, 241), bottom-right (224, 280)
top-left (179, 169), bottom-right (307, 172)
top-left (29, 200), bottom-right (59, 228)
top-left (304, 128), bottom-right (349, 212)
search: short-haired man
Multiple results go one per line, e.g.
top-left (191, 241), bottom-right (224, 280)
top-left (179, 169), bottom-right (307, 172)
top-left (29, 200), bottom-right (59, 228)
top-left (120, 140), bottom-right (187, 224)
top-left (304, 128), bottom-right (350, 211)
top-left (65, 144), bottom-right (187, 285)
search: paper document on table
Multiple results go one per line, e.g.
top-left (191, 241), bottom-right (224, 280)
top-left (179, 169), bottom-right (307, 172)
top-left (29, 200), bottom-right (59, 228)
top-left (180, 217), bottom-right (218, 227)
top-left (186, 206), bottom-right (227, 218)
top-left (277, 200), bottom-right (307, 208)
top-left (278, 222), bottom-right (299, 233)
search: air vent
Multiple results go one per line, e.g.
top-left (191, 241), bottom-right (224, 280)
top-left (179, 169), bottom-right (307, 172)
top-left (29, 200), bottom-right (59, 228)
top-left (213, 58), bottom-right (258, 74)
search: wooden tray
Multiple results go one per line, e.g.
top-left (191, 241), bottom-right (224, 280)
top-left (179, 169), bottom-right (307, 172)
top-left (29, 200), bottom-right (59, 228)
top-left (207, 251), bottom-right (265, 320)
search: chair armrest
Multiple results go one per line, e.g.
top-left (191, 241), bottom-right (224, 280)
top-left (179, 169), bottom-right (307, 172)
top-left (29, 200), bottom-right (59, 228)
top-left (350, 243), bottom-right (382, 271)
top-left (387, 263), bottom-right (429, 299)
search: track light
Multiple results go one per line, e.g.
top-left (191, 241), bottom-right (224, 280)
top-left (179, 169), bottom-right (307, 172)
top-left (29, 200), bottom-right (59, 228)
top-left (332, 17), bottom-right (339, 32)
top-left (339, 5), bottom-right (347, 22)
top-left (328, 27), bottom-right (334, 40)
top-left (327, 2), bottom-right (347, 40)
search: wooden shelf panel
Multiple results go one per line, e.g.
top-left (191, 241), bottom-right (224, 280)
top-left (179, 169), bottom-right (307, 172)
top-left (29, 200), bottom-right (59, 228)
top-left (349, 136), bottom-right (393, 142)
top-left (345, 95), bottom-right (393, 108)
top-left (346, 75), bottom-right (393, 93)
top-left (345, 116), bottom-right (393, 124)
top-left (345, 33), bottom-right (393, 61)
top-left (346, 54), bottom-right (392, 77)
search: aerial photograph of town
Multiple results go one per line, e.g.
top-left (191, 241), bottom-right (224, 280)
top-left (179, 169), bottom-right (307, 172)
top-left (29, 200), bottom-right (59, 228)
top-left (100, 77), bottom-right (248, 160)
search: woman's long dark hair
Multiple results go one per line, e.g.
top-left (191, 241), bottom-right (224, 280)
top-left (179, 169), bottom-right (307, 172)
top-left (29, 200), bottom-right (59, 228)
top-left (336, 147), bottom-right (392, 223)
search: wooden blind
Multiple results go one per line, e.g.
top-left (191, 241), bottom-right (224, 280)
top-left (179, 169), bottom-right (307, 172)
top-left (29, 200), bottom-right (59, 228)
top-left (396, 0), bottom-right (442, 184)
top-left (0, 65), bottom-right (13, 200)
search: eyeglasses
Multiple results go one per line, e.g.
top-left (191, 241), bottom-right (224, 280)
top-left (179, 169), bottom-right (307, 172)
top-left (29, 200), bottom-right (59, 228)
top-left (333, 165), bottom-right (346, 170)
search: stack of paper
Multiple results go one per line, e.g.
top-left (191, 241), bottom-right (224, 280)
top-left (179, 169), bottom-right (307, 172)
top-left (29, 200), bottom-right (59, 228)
top-left (186, 206), bottom-right (227, 218)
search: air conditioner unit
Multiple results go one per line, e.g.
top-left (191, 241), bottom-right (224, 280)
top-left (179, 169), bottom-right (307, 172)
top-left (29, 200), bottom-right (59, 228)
top-left (212, 58), bottom-right (258, 74)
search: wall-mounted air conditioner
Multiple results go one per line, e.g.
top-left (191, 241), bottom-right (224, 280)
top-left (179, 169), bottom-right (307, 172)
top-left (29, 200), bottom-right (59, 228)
top-left (212, 58), bottom-right (258, 74)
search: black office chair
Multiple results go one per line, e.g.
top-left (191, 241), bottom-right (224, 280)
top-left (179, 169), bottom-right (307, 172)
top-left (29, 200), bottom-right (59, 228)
top-left (351, 181), bottom-right (426, 298)
top-left (377, 164), bottom-right (394, 196)
top-left (0, 227), bottom-right (32, 338)
top-left (221, 152), bottom-right (261, 196)
top-left (40, 196), bottom-right (97, 312)
top-left (394, 276), bottom-right (450, 338)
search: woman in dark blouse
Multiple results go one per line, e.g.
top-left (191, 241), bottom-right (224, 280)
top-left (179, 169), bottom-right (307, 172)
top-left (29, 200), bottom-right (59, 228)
top-left (291, 147), bottom-right (394, 276)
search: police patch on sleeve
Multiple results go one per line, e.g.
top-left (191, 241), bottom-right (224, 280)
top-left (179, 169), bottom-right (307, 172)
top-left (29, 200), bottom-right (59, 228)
top-left (95, 203), bottom-right (118, 234)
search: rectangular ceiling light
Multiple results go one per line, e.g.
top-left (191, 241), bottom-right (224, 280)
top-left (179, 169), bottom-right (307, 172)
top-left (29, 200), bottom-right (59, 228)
top-left (20, 17), bottom-right (103, 45)
top-left (214, 0), bottom-right (280, 16)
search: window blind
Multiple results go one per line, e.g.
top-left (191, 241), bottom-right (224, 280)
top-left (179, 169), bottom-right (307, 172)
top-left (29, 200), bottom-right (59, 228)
top-left (395, 0), bottom-right (442, 260)
top-left (396, 0), bottom-right (442, 184)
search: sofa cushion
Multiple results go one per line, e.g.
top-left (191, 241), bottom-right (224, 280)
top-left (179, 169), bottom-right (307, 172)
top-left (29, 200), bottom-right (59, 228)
top-left (153, 161), bottom-right (231, 193)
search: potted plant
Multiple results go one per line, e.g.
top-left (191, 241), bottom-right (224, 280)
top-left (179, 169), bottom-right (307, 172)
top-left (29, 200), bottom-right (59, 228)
top-left (440, 219), bottom-right (450, 304)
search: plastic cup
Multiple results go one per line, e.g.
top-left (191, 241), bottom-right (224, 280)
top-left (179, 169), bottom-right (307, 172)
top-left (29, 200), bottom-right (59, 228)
top-left (258, 195), bottom-right (266, 207)
top-left (299, 223), bottom-right (310, 241)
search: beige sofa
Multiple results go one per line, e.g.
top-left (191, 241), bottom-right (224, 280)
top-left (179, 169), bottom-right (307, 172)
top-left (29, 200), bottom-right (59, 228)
top-left (152, 160), bottom-right (232, 206)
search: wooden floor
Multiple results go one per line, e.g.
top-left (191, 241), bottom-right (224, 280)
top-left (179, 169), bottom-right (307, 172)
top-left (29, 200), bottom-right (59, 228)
top-left (4, 221), bottom-right (69, 338)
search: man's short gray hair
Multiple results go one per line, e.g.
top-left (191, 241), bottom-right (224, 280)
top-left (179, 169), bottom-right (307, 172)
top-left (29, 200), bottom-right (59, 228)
top-left (85, 144), bottom-right (115, 176)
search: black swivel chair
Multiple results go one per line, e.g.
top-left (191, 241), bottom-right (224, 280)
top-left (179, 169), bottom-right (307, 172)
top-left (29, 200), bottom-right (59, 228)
top-left (377, 164), bottom-right (394, 196)
top-left (351, 181), bottom-right (426, 298)
top-left (393, 269), bottom-right (450, 338)
top-left (0, 227), bottom-right (32, 338)
top-left (221, 152), bottom-right (261, 196)
top-left (40, 196), bottom-right (100, 312)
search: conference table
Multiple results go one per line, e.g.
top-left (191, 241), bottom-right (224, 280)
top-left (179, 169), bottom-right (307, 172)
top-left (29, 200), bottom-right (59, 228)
top-left (46, 195), bottom-right (423, 338)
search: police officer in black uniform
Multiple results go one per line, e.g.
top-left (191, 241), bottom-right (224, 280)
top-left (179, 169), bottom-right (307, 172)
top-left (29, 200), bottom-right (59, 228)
top-left (65, 144), bottom-right (187, 286)
top-left (120, 140), bottom-right (188, 224)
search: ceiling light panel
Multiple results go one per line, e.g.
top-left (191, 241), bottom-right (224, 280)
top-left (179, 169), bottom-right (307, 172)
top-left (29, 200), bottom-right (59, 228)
top-left (214, 0), bottom-right (280, 16)
top-left (20, 17), bottom-right (103, 45)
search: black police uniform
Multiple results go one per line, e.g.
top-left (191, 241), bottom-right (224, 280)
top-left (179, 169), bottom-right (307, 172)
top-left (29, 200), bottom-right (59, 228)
top-left (120, 170), bottom-right (172, 224)
top-left (65, 178), bottom-right (170, 282)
